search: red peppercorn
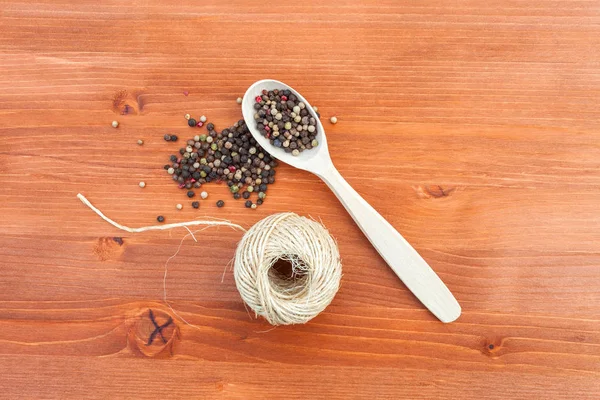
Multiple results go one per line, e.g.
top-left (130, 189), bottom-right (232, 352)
top-left (228, 166), bottom-right (236, 172)
top-left (264, 126), bottom-right (270, 132)
top-left (255, 96), bottom-right (262, 103)
top-left (191, 178), bottom-right (196, 183)
top-left (266, 133), bottom-right (271, 139)
top-left (197, 121), bottom-right (203, 127)
top-left (266, 109), bottom-right (271, 115)
top-left (178, 183), bottom-right (185, 189)
top-left (281, 95), bottom-right (287, 101)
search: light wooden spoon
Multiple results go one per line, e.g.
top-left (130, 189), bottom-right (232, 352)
top-left (242, 79), bottom-right (461, 323)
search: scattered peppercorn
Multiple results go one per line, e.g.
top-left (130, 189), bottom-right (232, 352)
top-left (139, 182), bottom-right (146, 188)
top-left (157, 215), bottom-right (165, 223)
top-left (112, 121), bottom-right (119, 128)
top-left (176, 204), bottom-right (183, 210)
top-left (245, 200), bottom-right (252, 208)
top-left (200, 115), bottom-right (207, 123)
top-left (251, 203), bottom-right (257, 209)
top-left (187, 190), bottom-right (195, 198)
top-left (164, 134), bottom-right (171, 141)
top-left (185, 113), bottom-right (191, 120)
top-left (164, 118), bottom-right (278, 208)
top-left (236, 97), bottom-right (243, 104)
top-left (188, 118), bottom-right (197, 127)
top-left (330, 116), bottom-right (338, 124)
top-left (216, 200), bottom-right (224, 207)
top-left (137, 139), bottom-right (144, 145)
top-left (170, 134), bottom-right (178, 141)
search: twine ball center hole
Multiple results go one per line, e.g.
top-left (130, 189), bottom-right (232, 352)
top-left (268, 256), bottom-right (308, 295)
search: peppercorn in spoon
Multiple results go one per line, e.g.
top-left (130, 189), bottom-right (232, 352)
top-left (242, 79), bottom-right (461, 323)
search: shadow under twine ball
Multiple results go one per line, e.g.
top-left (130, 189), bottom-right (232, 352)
top-left (234, 213), bottom-right (342, 325)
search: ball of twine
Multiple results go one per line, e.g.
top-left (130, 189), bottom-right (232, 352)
top-left (234, 212), bottom-right (342, 325)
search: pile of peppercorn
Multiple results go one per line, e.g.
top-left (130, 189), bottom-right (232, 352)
top-left (253, 89), bottom-right (319, 156)
top-left (164, 120), bottom-right (276, 208)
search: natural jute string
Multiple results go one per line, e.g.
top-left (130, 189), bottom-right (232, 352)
top-left (77, 194), bottom-right (342, 326)
top-left (234, 213), bottom-right (342, 325)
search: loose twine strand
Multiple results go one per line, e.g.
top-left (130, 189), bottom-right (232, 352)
top-left (77, 193), bottom-right (342, 327)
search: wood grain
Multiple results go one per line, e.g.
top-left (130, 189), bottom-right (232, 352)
top-left (1, 0), bottom-right (599, 398)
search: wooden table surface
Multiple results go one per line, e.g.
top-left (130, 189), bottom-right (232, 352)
top-left (1, 1), bottom-right (599, 399)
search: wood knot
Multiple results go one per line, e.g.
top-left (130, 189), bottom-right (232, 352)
top-left (413, 185), bottom-right (456, 199)
top-left (111, 89), bottom-right (145, 115)
top-left (484, 338), bottom-right (503, 357)
top-left (93, 237), bottom-right (125, 261)
top-left (128, 309), bottom-right (179, 358)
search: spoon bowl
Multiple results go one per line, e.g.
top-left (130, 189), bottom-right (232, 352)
top-left (242, 79), bottom-right (461, 323)
top-left (242, 79), bottom-right (331, 174)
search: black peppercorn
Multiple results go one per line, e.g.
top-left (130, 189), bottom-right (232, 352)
top-left (242, 191), bottom-right (250, 199)
top-left (188, 118), bottom-right (197, 127)
top-left (157, 215), bottom-right (165, 223)
top-left (207, 123), bottom-right (214, 131)
top-left (170, 134), bottom-right (178, 141)
top-left (191, 201), bottom-right (199, 209)
top-left (259, 184), bottom-right (267, 192)
top-left (257, 199), bottom-right (263, 205)
top-left (187, 190), bottom-right (195, 198)
top-left (245, 200), bottom-right (252, 208)
top-left (216, 200), bottom-right (224, 207)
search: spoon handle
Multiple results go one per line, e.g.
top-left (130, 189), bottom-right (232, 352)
top-left (318, 167), bottom-right (461, 323)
